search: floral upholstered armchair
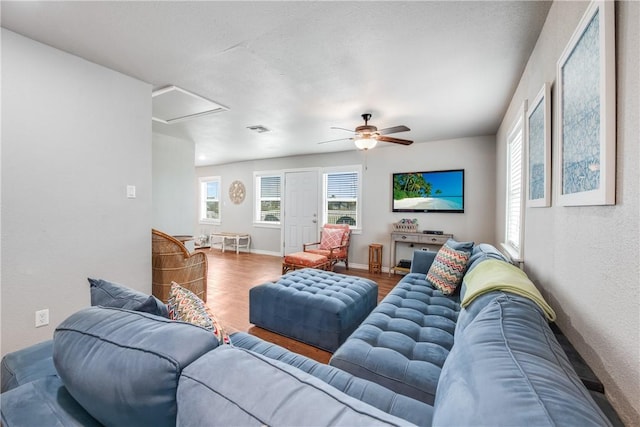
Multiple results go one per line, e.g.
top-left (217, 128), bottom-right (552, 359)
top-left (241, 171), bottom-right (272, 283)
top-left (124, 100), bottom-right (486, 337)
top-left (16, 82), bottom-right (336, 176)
top-left (303, 223), bottom-right (351, 270)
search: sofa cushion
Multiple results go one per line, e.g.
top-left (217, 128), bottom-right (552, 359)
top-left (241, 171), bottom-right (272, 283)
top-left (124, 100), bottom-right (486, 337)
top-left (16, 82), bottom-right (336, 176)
top-left (426, 242), bottom-right (471, 295)
top-left (168, 282), bottom-right (230, 345)
top-left (1, 340), bottom-right (56, 393)
top-left (88, 277), bottom-right (169, 318)
top-left (177, 345), bottom-right (415, 426)
top-left (330, 273), bottom-right (460, 404)
top-left (443, 238), bottom-right (474, 252)
top-left (53, 306), bottom-right (220, 427)
top-left (454, 291), bottom-right (503, 336)
top-left (466, 242), bottom-right (507, 272)
top-left (0, 376), bottom-right (101, 427)
top-left (462, 258), bottom-right (556, 321)
top-left (230, 331), bottom-right (434, 426)
top-left (410, 250), bottom-right (437, 274)
top-left (433, 293), bottom-right (611, 426)
top-left (459, 243), bottom-right (508, 302)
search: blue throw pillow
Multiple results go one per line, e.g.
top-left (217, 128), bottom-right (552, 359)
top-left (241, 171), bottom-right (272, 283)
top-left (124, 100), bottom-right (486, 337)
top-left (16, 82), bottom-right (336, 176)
top-left (444, 238), bottom-right (474, 252)
top-left (88, 278), bottom-right (169, 318)
top-left (54, 307), bottom-right (219, 427)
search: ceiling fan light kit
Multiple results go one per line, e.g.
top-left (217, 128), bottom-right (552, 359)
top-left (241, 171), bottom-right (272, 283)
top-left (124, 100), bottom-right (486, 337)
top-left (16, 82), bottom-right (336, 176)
top-left (319, 113), bottom-right (413, 150)
top-left (354, 135), bottom-right (378, 150)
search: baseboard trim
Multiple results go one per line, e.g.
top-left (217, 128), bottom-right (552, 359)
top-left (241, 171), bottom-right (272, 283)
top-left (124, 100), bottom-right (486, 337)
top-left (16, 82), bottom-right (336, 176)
top-left (248, 249), bottom-right (282, 257)
top-left (207, 252), bottom-right (393, 274)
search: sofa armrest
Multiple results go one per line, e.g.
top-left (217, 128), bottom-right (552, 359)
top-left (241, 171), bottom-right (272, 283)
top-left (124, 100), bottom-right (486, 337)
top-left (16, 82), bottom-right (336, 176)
top-left (1, 340), bottom-right (56, 393)
top-left (410, 250), bottom-right (437, 274)
top-left (1, 376), bottom-right (101, 427)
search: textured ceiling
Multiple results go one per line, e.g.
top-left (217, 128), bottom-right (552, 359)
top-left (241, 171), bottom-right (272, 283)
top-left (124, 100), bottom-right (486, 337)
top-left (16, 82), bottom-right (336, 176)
top-left (1, 1), bottom-right (551, 166)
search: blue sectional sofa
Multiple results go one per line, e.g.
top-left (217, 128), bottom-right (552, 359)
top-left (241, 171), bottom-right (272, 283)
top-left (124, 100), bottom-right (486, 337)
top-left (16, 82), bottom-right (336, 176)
top-left (0, 243), bottom-right (616, 426)
top-left (329, 243), bottom-right (501, 404)
top-left (1, 307), bottom-right (418, 427)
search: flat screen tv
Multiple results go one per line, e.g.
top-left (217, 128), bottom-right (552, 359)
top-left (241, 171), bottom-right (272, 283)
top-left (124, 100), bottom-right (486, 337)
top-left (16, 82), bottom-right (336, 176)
top-left (392, 169), bottom-right (464, 213)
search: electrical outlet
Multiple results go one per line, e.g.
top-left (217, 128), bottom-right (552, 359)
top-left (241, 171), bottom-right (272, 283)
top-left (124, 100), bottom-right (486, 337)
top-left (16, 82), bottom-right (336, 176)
top-left (35, 309), bottom-right (49, 328)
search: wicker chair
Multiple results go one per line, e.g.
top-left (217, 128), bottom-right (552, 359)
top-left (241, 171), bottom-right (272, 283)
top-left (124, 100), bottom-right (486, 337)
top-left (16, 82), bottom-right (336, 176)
top-left (152, 229), bottom-right (208, 303)
top-left (303, 223), bottom-right (351, 270)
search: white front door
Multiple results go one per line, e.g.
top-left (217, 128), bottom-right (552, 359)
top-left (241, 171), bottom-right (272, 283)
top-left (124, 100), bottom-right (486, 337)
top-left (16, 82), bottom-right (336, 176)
top-left (284, 171), bottom-right (319, 254)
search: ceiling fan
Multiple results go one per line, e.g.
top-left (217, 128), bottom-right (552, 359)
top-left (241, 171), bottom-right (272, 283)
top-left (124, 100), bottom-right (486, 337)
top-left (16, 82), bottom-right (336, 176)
top-left (319, 113), bottom-right (413, 150)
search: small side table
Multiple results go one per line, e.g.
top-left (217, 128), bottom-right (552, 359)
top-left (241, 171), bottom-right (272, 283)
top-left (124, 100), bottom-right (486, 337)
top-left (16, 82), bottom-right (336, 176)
top-left (369, 244), bottom-right (383, 274)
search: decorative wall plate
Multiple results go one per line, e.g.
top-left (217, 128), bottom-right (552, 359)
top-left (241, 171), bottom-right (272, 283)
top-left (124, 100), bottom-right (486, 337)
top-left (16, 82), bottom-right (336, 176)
top-left (229, 180), bottom-right (246, 204)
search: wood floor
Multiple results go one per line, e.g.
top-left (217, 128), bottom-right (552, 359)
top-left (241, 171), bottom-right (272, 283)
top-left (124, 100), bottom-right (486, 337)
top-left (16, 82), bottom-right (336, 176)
top-left (200, 248), bottom-right (401, 364)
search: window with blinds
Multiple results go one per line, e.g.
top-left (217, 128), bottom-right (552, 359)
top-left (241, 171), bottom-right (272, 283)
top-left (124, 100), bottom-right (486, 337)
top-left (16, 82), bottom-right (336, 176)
top-left (199, 176), bottom-right (221, 224)
top-left (323, 170), bottom-right (359, 227)
top-left (255, 174), bottom-right (281, 223)
top-left (504, 111), bottom-right (525, 260)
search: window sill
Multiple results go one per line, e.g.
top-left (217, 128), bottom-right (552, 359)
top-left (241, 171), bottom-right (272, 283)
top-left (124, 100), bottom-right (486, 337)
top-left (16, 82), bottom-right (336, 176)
top-left (253, 222), bottom-right (280, 229)
top-left (500, 242), bottom-right (523, 265)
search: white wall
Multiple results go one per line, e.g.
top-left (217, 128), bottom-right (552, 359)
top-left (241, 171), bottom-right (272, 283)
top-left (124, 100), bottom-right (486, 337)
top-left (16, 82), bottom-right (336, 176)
top-left (196, 135), bottom-right (496, 268)
top-left (496, 2), bottom-right (639, 424)
top-left (1, 30), bottom-right (152, 355)
top-left (152, 133), bottom-right (196, 236)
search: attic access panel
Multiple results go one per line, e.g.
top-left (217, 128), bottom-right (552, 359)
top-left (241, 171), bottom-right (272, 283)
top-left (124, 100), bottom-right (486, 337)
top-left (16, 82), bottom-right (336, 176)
top-left (152, 85), bottom-right (228, 124)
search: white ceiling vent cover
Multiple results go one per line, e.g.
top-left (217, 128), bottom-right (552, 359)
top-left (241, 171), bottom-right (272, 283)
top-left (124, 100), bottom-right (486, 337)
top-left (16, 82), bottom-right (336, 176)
top-left (152, 85), bottom-right (228, 124)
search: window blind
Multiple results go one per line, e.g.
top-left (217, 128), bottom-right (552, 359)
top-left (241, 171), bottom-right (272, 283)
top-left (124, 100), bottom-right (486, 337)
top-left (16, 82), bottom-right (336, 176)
top-left (506, 126), bottom-right (523, 252)
top-left (260, 176), bottom-right (281, 198)
top-left (257, 175), bottom-right (281, 222)
top-left (327, 172), bottom-right (358, 199)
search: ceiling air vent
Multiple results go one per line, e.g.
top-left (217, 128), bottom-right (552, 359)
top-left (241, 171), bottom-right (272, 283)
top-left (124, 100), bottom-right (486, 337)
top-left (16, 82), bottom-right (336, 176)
top-left (247, 125), bottom-right (270, 133)
top-left (152, 85), bottom-right (228, 124)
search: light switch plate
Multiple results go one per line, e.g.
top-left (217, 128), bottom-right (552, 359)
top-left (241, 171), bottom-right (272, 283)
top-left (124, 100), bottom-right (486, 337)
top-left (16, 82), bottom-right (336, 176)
top-left (126, 185), bottom-right (136, 198)
top-left (35, 309), bottom-right (49, 327)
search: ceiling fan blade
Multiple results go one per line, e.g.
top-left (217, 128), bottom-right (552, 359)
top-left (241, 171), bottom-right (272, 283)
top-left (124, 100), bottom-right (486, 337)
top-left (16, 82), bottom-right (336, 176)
top-left (318, 137), bottom-right (353, 145)
top-left (378, 125), bottom-right (410, 135)
top-left (330, 126), bottom-right (356, 133)
top-left (377, 135), bottom-right (413, 145)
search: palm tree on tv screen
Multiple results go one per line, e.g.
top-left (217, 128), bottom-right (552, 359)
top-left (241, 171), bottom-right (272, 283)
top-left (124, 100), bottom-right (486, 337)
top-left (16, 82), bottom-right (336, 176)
top-left (394, 173), bottom-right (433, 199)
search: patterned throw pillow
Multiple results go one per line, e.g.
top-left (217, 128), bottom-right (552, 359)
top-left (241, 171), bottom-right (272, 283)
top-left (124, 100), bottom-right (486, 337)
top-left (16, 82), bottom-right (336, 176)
top-left (426, 243), bottom-right (471, 295)
top-left (319, 228), bottom-right (345, 250)
top-left (167, 282), bottom-right (230, 345)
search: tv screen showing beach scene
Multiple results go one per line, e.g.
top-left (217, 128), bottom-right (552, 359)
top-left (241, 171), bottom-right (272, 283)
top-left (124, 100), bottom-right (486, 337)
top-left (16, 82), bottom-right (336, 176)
top-left (392, 169), bottom-right (464, 213)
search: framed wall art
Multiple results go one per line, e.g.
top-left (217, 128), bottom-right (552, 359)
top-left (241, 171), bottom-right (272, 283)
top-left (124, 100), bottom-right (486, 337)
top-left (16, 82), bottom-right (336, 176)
top-left (526, 82), bottom-right (551, 208)
top-left (556, 0), bottom-right (616, 206)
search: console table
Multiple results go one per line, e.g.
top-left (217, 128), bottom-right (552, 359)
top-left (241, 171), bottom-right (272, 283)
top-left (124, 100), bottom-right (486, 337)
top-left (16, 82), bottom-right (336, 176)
top-left (209, 232), bottom-right (251, 254)
top-left (389, 231), bottom-right (453, 276)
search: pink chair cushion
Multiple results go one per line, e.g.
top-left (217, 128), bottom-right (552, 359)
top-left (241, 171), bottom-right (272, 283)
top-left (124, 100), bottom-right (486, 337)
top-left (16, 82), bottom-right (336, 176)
top-left (319, 227), bottom-right (346, 250)
top-left (307, 248), bottom-right (347, 259)
top-left (284, 252), bottom-right (328, 268)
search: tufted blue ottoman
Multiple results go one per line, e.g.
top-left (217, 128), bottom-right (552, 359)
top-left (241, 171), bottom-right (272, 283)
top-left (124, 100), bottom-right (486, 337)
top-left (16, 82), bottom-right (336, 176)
top-left (249, 269), bottom-right (378, 352)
